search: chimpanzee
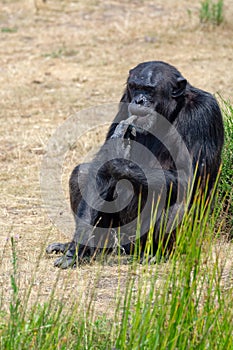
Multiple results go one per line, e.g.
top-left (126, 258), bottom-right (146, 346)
top-left (46, 61), bottom-right (224, 268)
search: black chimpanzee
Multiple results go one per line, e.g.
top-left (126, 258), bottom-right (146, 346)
top-left (46, 61), bottom-right (224, 268)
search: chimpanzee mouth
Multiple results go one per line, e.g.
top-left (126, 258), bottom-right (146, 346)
top-left (128, 103), bottom-right (152, 117)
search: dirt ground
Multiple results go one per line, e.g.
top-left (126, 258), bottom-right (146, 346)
top-left (0, 0), bottom-right (232, 315)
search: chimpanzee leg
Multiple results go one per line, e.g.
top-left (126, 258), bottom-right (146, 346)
top-left (48, 165), bottom-right (120, 268)
top-left (69, 163), bottom-right (90, 216)
top-left (110, 160), bottom-right (181, 256)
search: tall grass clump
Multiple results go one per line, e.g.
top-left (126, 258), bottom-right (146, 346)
top-left (0, 237), bottom-right (112, 350)
top-left (218, 98), bottom-right (233, 236)
top-left (199, 0), bottom-right (224, 25)
top-left (113, 176), bottom-right (232, 350)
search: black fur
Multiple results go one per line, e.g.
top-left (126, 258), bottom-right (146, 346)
top-left (46, 61), bottom-right (224, 268)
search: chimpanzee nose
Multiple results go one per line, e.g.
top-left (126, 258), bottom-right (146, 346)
top-left (133, 94), bottom-right (147, 105)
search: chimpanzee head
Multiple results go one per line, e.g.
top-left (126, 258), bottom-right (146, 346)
top-left (124, 61), bottom-right (187, 120)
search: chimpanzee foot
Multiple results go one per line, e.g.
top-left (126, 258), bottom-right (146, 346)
top-left (46, 242), bottom-right (76, 268)
top-left (46, 242), bottom-right (70, 255)
top-left (54, 249), bottom-right (77, 269)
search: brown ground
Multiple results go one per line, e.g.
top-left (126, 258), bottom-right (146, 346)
top-left (0, 0), bottom-right (232, 315)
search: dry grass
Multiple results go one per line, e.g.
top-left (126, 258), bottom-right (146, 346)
top-left (0, 0), bottom-right (232, 314)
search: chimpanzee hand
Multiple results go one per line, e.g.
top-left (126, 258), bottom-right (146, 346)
top-left (111, 116), bottom-right (149, 140)
top-left (102, 158), bottom-right (136, 181)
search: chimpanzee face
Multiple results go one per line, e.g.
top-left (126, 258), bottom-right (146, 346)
top-left (127, 61), bottom-right (187, 118)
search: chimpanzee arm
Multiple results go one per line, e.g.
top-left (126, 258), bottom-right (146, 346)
top-left (105, 159), bottom-right (178, 190)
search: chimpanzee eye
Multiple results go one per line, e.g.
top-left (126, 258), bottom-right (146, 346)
top-left (128, 82), bottom-right (136, 90)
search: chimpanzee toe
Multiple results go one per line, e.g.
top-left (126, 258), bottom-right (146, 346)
top-left (46, 242), bottom-right (70, 254)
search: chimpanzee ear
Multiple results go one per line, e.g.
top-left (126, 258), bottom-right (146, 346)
top-left (172, 77), bottom-right (187, 98)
